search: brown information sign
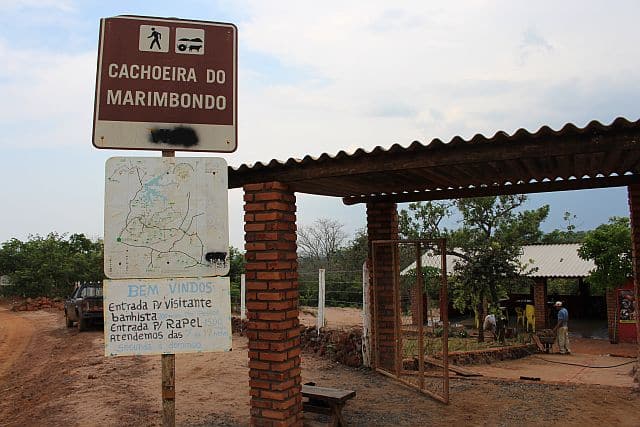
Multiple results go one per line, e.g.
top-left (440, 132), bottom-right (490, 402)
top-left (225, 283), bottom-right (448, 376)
top-left (93, 15), bottom-right (237, 152)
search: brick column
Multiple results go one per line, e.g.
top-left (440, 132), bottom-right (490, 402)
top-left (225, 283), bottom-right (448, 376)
top-left (533, 278), bottom-right (547, 331)
top-left (366, 202), bottom-right (399, 371)
top-left (626, 185), bottom-right (640, 380)
top-left (605, 288), bottom-right (618, 344)
top-left (244, 182), bottom-right (302, 427)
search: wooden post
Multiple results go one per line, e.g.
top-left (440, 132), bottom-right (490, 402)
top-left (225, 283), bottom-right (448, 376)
top-left (415, 242), bottom-right (425, 391)
top-left (392, 242), bottom-right (401, 377)
top-left (162, 353), bottom-right (176, 427)
top-left (362, 261), bottom-right (372, 367)
top-left (161, 150), bottom-right (176, 427)
top-left (440, 238), bottom-right (449, 404)
top-left (317, 268), bottom-right (326, 334)
top-left (240, 273), bottom-right (246, 320)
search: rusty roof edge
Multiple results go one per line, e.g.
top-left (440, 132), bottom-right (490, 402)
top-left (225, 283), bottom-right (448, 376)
top-left (229, 117), bottom-right (640, 175)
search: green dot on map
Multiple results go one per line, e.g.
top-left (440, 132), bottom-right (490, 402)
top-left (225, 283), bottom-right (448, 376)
top-left (116, 237), bottom-right (121, 242)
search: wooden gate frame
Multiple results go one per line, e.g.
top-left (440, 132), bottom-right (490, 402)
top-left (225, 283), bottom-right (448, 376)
top-left (370, 238), bottom-right (449, 404)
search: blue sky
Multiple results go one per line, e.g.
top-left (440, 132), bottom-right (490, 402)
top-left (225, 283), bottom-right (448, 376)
top-left (0, 1), bottom-right (637, 249)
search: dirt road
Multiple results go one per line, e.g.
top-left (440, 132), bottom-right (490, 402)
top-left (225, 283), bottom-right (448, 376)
top-left (1, 306), bottom-right (639, 426)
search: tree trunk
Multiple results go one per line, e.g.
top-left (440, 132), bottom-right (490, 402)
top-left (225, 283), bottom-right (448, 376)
top-left (477, 300), bottom-right (485, 343)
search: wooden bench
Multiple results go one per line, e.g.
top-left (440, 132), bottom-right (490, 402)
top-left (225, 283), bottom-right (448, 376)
top-left (302, 384), bottom-right (356, 427)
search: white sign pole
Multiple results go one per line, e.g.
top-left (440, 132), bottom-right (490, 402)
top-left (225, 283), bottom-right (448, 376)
top-left (317, 269), bottom-right (326, 334)
top-left (240, 273), bottom-right (246, 320)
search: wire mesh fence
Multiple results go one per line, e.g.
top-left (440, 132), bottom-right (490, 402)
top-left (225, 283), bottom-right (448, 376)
top-left (299, 269), bottom-right (364, 308)
top-left (371, 239), bottom-right (450, 404)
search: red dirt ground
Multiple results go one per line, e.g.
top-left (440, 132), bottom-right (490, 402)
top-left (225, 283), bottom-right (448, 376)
top-left (1, 304), bottom-right (639, 426)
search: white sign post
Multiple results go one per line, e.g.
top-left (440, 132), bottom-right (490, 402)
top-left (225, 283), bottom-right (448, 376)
top-left (95, 15), bottom-right (237, 427)
top-left (317, 269), bottom-right (326, 334)
top-left (240, 273), bottom-right (246, 321)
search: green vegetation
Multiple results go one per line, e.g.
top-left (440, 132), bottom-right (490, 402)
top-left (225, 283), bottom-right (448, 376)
top-left (0, 233), bottom-right (104, 298)
top-left (578, 216), bottom-right (632, 292)
top-left (298, 224), bottom-right (368, 308)
top-left (399, 195), bottom-right (549, 342)
top-left (0, 234), bottom-right (247, 302)
top-left (538, 211), bottom-right (587, 244)
top-left (228, 246), bottom-right (246, 311)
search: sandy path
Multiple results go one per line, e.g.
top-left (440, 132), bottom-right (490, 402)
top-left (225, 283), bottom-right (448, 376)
top-left (0, 307), bottom-right (35, 381)
top-left (0, 308), bottom-right (158, 426)
top-left (471, 353), bottom-right (636, 387)
top-left (1, 307), bottom-right (639, 426)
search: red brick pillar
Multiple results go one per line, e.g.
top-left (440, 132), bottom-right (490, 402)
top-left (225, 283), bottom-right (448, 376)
top-left (366, 202), bottom-right (399, 372)
top-left (533, 278), bottom-right (547, 331)
top-left (244, 182), bottom-right (302, 427)
top-left (626, 185), bottom-right (640, 379)
top-left (605, 288), bottom-right (618, 344)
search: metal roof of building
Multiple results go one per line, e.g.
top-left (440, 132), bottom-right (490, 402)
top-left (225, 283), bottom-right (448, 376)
top-left (229, 117), bottom-right (640, 204)
top-left (400, 243), bottom-right (595, 279)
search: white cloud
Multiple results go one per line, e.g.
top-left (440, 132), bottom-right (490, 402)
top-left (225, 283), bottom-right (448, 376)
top-left (0, 40), bottom-right (95, 148)
top-left (1, 1), bottom-right (638, 245)
top-left (0, 0), bottom-right (75, 12)
top-left (231, 0), bottom-right (640, 163)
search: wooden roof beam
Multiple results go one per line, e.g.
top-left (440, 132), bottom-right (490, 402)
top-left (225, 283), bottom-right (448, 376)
top-left (342, 174), bottom-right (640, 205)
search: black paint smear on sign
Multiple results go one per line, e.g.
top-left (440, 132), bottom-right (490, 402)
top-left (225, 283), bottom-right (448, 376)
top-left (205, 252), bottom-right (227, 263)
top-left (149, 126), bottom-right (199, 147)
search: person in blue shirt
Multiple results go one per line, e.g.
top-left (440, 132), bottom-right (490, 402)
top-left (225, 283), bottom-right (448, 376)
top-left (553, 301), bottom-right (571, 354)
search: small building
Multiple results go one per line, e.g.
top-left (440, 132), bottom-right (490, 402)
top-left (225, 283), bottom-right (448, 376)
top-left (401, 243), bottom-right (637, 343)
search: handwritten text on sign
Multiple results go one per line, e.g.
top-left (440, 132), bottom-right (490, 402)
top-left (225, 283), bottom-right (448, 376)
top-left (104, 277), bottom-right (232, 356)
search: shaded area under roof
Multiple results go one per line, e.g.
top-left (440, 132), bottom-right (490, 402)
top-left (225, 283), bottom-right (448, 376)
top-left (400, 244), bottom-right (595, 279)
top-left (229, 117), bottom-right (640, 204)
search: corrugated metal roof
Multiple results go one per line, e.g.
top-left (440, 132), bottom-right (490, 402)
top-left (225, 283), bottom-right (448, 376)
top-left (232, 117), bottom-right (640, 173)
top-left (520, 244), bottom-right (594, 278)
top-left (229, 117), bottom-right (640, 203)
top-left (400, 243), bottom-right (595, 278)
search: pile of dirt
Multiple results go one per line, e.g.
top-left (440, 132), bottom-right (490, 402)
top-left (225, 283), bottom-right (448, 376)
top-left (300, 325), bottom-right (363, 367)
top-left (231, 316), bottom-right (248, 334)
top-left (11, 297), bottom-right (63, 312)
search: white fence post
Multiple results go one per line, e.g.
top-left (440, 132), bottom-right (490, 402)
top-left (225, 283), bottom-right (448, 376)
top-left (362, 261), bottom-right (372, 367)
top-left (240, 273), bottom-right (246, 320)
top-left (317, 268), bottom-right (326, 334)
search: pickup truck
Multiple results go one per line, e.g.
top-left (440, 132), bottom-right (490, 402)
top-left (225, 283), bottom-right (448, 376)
top-left (64, 282), bottom-right (104, 331)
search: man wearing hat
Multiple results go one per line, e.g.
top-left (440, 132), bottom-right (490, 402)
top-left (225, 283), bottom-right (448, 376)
top-left (553, 301), bottom-right (571, 354)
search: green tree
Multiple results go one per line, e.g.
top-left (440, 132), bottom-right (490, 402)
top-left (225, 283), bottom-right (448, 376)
top-left (578, 217), bottom-right (632, 292)
top-left (540, 211), bottom-right (587, 243)
top-left (400, 195), bottom-right (549, 341)
top-left (226, 246), bottom-right (246, 312)
top-left (227, 246), bottom-right (246, 288)
top-left (0, 233), bottom-right (104, 298)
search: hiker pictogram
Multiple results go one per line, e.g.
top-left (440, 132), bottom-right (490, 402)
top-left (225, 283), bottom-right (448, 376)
top-left (148, 27), bottom-right (162, 50)
top-left (138, 25), bottom-right (169, 53)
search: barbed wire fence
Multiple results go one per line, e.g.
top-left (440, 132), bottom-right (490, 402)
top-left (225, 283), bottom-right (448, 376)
top-left (298, 269), bottom-right (364, 308)
top-left (231, 268), bottom-right (365, 320)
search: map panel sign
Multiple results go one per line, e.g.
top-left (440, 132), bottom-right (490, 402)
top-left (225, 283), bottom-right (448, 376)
top-left (104, 157), bottom-right (229, 279)
top-left (93, 15), bottom-right (237, 152)
top-left (104, 277), bottom-right (232, 356)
